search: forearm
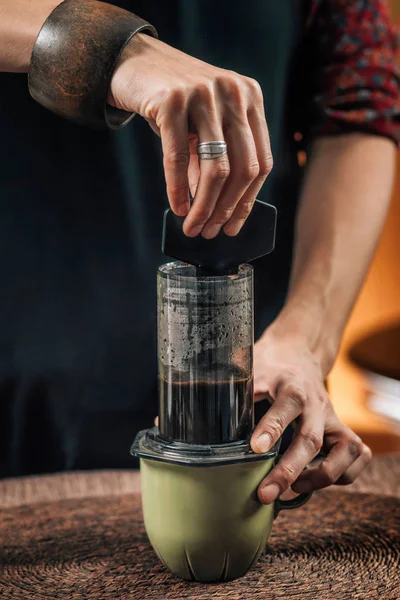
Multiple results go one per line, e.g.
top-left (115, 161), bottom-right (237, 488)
top-left (266, 134), bottom-right (396, 374)
top-left (0, 0), bottom-right (61, 72)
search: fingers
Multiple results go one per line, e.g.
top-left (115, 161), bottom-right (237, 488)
top-left (251, 377), bottom-right (330, 504)
top-left (181, 73), bottom-right (272, 238)
top-left (224, 105), bottom-right (273, 236)
top-left (253, 380), bottom-right (372, 504)
top-left (257, 409), bottom-right (324, 504)
top-left (159, 93), bottom-right (191, 218)
top-left (335, 444), bottom-right (372, 485)
top-left (182, 107), bottom-right (231, 237)
top-left (199, 121), bottom-right (258, 239)
top-left (118, 42), bottom-right (272, 233)
top-left (291, 426), bottom-right (372, 494)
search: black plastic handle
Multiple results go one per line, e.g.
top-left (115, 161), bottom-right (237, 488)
top-left (162, 199), bottom-right (277, 274)
top-left (274, 490), bottom-right (313, 517)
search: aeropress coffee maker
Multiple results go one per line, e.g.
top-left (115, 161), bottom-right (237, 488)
top-left (131, 200), bottom-right (312, 582)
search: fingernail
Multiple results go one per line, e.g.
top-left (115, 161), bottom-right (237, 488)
top-left (259, 483), bottom-right (281, 504)
top-left (292, 481), bottom-right (312, 494)
top-left (255, 433), bottom-right (272, 453)
top-left (202, 224), bottom-right (221, 239)
top-left (184, 224), bottom-right (203, 237)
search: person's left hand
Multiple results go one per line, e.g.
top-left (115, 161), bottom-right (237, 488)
top-left (251, 329), bottom-right (372, 504)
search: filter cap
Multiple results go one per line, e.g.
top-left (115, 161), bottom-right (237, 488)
top-left (162, 199), bottom-right (277, 274)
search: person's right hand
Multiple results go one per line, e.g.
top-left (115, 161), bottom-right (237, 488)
top-left (109, 33), bottom-right (272, 238)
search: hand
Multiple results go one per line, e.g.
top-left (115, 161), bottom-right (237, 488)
top-left (109, 34), bottom-right (272, 238)
top-left (251, 330), bottom-right (372, 504)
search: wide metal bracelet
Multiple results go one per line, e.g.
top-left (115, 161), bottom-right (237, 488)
top-left (28, 0), bottom-right (158, 130)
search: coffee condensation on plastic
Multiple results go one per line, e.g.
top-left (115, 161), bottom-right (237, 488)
top-left (157, 265), bottom-right (252, 375)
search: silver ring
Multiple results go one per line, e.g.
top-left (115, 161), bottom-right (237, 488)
top-left (197, 140), bottom-right (227, 160)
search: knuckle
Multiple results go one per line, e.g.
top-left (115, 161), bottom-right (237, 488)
top-left (167, 86), bottom-right (188, 108)
top-left (194, 80), bottom-right (214, 102)
top-left (218, 71), bottom-right (246, 99)
top-left (239, 162), bottom-right (260, 182)
top-left (165, 149), bottom-right (190, 168)
top-left (284, 385), bottom-right (308, 411)
top-left (319, 462), bottom-right (337, 486)
top-left (245, 76), bottom-right (263, 98)
top-left (347, 435), bottom-right (364, 459)
top-left (262, 414), bottom-right (287, 441)
top-left (210, 161), bottom-right (231, 182)
top-left (237, 198), bottom-right (255, 217)
top-left (259, 153), bottom-right (273, 176)
top-left (167, 182), bottom-right (189, 198)
top-left (214, 206), bottom-right (235, 223)
top-left (278, 463), bottom-right (299, 487)
top-left (299, 429), bottom-right (323, 454)
top-left (224, 71), bottom-right (243, 89)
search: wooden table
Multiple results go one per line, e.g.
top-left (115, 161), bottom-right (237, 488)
top-left (1, 456), bottom-right (399, 599)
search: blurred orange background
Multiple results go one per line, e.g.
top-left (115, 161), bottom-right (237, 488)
top-left (329, 0), bottom-right (400, 455)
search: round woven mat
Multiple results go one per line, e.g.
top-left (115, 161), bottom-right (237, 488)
top-left (0, 490), bottom-right (399, 600)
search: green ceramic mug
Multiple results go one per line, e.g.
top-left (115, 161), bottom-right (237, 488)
top-left (140, 454), bottom-right (312, 582)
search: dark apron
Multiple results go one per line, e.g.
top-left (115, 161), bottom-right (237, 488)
top-left (0, 0), bottom-right (301, 477)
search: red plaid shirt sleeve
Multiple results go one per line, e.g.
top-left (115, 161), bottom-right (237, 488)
top-left (301, 0), bottom-right (400, 145)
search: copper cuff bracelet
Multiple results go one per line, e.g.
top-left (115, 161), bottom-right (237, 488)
top-left (28, 0), bottom-right (158, 130)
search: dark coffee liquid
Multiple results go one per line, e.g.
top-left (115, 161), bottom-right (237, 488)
top-left (159, 368), bottom-right (253, 444)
